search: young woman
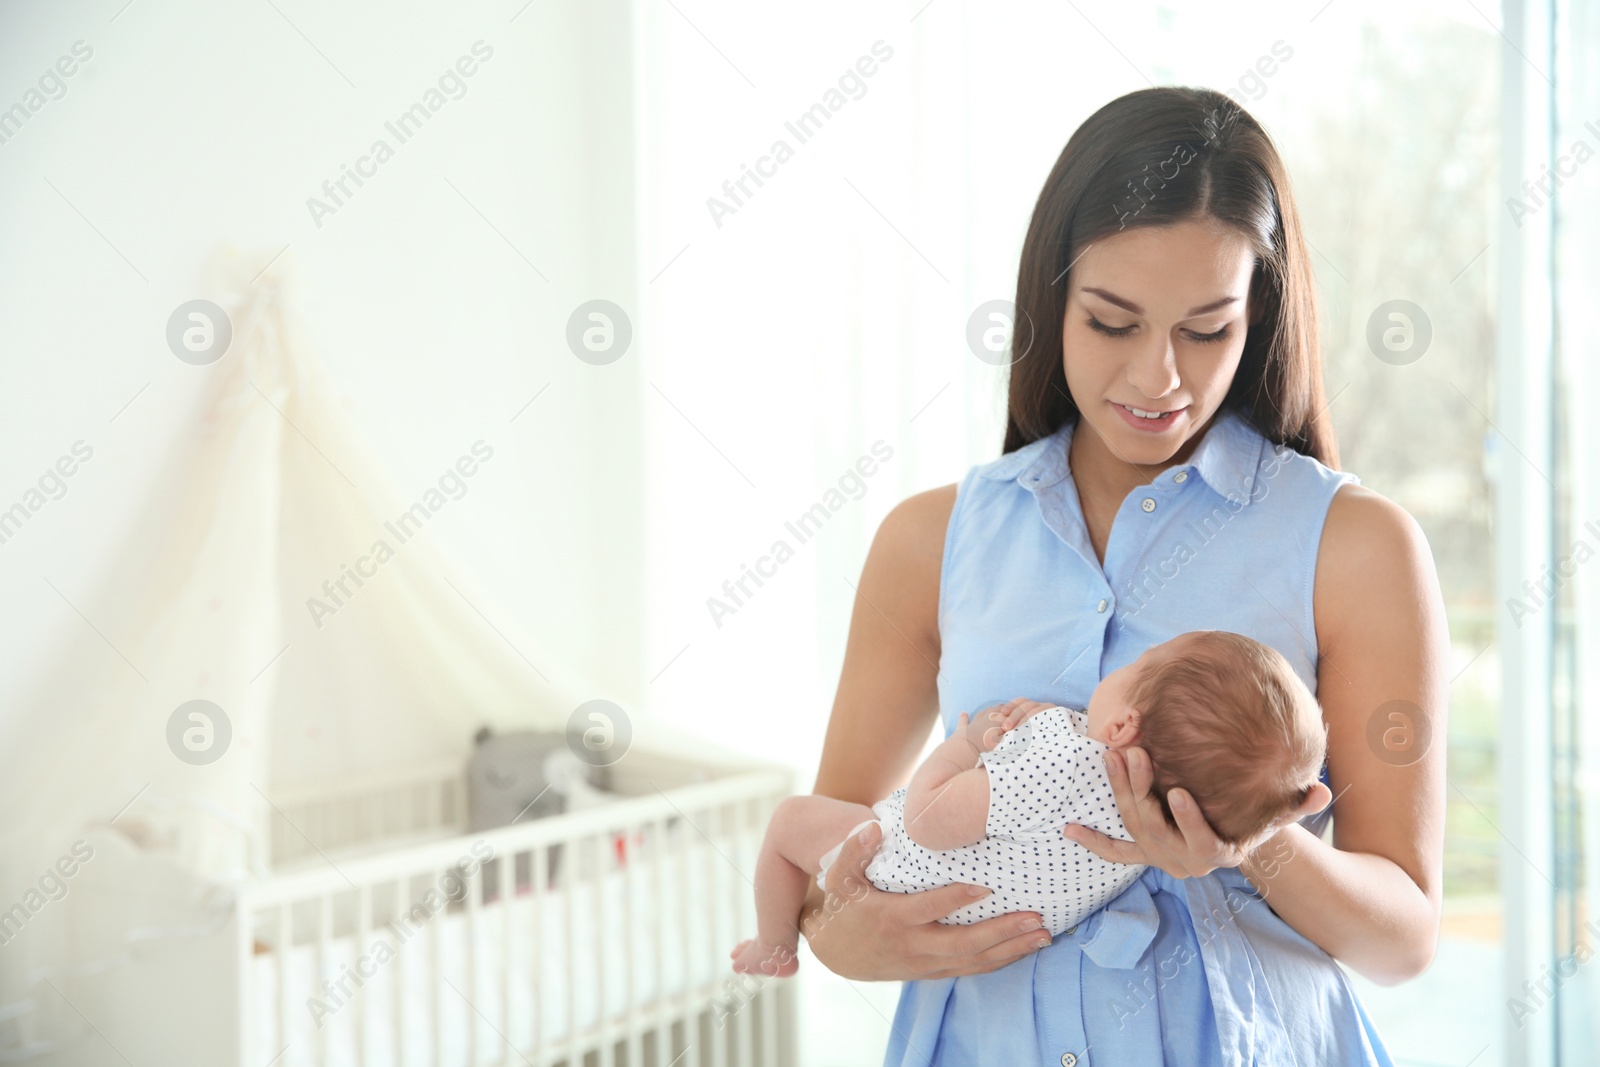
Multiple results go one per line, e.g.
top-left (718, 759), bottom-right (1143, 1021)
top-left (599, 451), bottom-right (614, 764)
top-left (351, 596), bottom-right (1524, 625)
top-left (798, 86), bottom-right (1448, 1065)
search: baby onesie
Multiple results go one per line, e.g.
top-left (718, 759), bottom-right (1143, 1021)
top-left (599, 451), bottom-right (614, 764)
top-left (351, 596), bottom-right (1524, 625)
top-left (815, 706), bottom-right (1143, 935)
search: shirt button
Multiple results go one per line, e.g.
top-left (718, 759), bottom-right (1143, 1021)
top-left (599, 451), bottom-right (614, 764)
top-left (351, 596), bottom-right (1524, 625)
top-left (1061, 1054), bottom-right (1079, 1067)
top-left (1064, 924), bottom-right (1078, 935)
top-left (1141, 497), bottom-right (1156, 513)
top-left (1174, 470), bottom-right (1188, 483)
top-left (1096, 599), bottom-right (1108, 613)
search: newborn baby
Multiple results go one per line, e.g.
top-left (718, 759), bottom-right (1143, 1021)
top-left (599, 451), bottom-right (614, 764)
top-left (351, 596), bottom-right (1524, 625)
top-left (730, 629), bottom-right (1328, 977)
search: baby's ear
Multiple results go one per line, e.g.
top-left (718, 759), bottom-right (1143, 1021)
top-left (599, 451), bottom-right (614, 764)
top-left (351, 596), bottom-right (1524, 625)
top-left (1294, 780), bottom-right (1333, 819)
top-left (1106, 712), bottom-right (1141, 747)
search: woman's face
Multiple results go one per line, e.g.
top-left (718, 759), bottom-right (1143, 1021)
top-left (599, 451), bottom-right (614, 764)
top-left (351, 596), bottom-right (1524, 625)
top-left (1062, 217), bottom-right (1261, 468)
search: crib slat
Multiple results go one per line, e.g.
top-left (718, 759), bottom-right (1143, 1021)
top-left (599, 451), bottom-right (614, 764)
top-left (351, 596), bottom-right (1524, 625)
top-left (732, 802), bottom-right (755, 1067)
top-left (623, 823), bottom-right (642, 1067)
top-left (652, 816), bottom-right (672, 1067)
top-left (597, 832), bottom-right (615, 1067)
top-left (757, 799), bottom-right (779, 1067)
top-left (355, 884), bottom-right (371, 1067)
top-left (532, 844), bottom-right (547, 1066)
top-left (706, 806), bottom-right (726, 1067)
top-left (699, 804), bottom-right (716, 1067)
top-left (676, 813), bottom-right (698, 1067)
top-left (318, 893), bottom-right (334, 1067)
top-left (498, 849), bottom-right (514, 1062)
top-left (432, 872), bottom-right (447, 1067)
top-left (564, 838), bottom-right (576, 1063)
top-left (392, 877), bottom-right (407, 1067)
top-left (465, 857), bottom-right (480, 1066)
top-left (276, 904), bottom-right (292, 1062)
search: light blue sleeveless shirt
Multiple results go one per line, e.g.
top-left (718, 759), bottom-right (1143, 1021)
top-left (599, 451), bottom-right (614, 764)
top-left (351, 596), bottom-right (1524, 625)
top-left (883, 411), bottom-right (1394, 1067)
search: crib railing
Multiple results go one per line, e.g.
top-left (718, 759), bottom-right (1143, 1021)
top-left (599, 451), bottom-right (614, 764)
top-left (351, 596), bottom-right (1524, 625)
top-left (239, 765), bottom-right (796, 1067)
top-left (268, 759), bottom-right (468, 869)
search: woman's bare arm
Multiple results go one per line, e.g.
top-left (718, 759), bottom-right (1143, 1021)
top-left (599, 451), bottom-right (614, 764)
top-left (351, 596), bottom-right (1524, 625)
top-left (810, 485), bottom-right (950, 805)
top-left (1234, 484), bottom-right (1448, 984)
top-left (798, 486), bottom-right (1052, 980)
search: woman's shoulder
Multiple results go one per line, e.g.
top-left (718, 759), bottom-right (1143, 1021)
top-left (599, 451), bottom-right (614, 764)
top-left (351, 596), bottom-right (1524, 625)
top-left (1318, 483), bottom-right (1434, 590)
top-left (855, 485), bottom-right (959, 633)
top-left (875, 483), bottom-right (959, 558)
top-left (873, 441), bottom-right (1042, 585)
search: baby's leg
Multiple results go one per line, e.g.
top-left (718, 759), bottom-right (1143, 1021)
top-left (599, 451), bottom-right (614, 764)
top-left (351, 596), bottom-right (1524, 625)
top-left (731, 794), bottom-right (878, 976)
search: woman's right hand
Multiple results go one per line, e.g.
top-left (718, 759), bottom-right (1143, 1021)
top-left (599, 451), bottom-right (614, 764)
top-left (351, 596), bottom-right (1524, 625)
top-left (801, 822), bottom-right (1052, 980)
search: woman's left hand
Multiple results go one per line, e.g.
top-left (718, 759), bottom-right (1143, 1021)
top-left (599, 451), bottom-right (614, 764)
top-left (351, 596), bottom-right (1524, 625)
top-left (1063, 745), bottom-right (1249, 878)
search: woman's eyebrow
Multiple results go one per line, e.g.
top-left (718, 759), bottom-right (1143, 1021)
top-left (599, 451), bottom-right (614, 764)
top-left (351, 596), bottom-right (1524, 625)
top-left (1080, 287), bottom-right (1240, 317)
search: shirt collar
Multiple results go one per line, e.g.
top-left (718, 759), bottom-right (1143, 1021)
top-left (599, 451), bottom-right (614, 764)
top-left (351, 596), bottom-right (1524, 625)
top-left (1068, 707), bottom-right (1091, 737)
top-left (984, 409), bottom-right (1268, 505)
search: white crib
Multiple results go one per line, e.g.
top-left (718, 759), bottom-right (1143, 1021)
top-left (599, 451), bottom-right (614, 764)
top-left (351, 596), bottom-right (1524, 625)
top-left (34, 747), bottom-right (798, 1067)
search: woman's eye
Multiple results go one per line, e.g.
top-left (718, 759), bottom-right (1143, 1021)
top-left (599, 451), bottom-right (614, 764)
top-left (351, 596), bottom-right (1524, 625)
top-left (1085, 317), bottom-right (1231, 345)
top-left (1086, 316), bottom-right (1135, 338)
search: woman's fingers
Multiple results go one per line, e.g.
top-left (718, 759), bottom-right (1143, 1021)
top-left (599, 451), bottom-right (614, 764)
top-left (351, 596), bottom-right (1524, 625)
top-left (918, 908), bottom-right (1050, 975)
top-left (1100, 748), bottom-right (1148, 834)
top-left (1101, 749), bottom-right (1232, 877)
top-left (939, 939), bottom-right (1047, 977)
top-left (936, 924), bottom-right (1052, 976)
top-left (903, 880), bottom-right (991, 924)
top-left (821, 820), bottom-right (881, 900)
top-left (1168, 787), bottom-right (1219, 849)
top-left (1167, 787), bottom-right (1235, 872)
top-left (1122, 745), bottom-right (1156, 800)
top-left (1062, 822), bottom-right (1145, 865)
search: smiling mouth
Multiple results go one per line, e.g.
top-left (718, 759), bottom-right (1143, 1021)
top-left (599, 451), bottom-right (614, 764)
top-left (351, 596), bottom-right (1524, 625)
top-left (1119, 404), bottom-right (1181, 419)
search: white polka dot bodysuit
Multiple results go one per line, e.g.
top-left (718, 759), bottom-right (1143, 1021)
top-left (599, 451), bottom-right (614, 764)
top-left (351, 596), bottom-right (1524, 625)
top-left (817, 706), bottom-right (1143, 936)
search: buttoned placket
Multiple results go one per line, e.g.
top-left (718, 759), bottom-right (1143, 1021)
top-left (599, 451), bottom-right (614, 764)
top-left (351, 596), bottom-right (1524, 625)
top-left (1037, 463), bottom-right (1199, 1067)
top-left (1020, 465), bottom-right (1110, 699)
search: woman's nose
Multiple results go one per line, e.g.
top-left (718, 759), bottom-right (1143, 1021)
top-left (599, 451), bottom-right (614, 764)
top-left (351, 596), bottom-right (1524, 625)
top-left (1127, 338), bottom-right (1180, 400)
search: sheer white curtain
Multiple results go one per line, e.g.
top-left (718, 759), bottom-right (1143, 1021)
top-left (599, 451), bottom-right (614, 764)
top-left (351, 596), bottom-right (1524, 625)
top-left (629, 0), bottom-right (1144, 785)
top-left (631, 8), bottom-right (1212, 1060)
top-left (635, 2), bottom-right (985, 773)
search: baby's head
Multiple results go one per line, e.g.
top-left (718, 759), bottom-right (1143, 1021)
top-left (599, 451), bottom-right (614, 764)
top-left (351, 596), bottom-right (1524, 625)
top-left (1087, 630), bottom-right (1327, 848)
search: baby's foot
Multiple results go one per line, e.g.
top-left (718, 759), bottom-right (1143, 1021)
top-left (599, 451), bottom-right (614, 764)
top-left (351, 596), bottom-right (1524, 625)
top-left (729, 937), bottom-right (799, 977)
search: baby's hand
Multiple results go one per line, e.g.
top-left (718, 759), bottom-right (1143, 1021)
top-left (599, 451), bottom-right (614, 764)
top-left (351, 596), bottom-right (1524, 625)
top-left (958, 708), bottom-right (1007, 752)
top-left (958, 699), bottom-right (1039, 751)
top-left (961, 699), bottom-right (1057, 752)
top-left (1000, 699), bottom-right (1058, 730)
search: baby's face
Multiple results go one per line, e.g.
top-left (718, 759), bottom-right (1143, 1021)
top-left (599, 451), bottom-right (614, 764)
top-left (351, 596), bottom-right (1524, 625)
top-left (1086, 633), bottom-right (1192, 745)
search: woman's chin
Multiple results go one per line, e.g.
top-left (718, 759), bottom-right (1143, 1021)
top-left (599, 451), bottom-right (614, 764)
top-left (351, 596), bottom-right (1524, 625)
top-left (1089, 420), bottom-right (1188, 467)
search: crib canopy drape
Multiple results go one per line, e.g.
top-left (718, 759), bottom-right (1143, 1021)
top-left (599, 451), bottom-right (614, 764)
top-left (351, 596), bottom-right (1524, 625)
top-left (0, 248), bottom-right (579, 1013)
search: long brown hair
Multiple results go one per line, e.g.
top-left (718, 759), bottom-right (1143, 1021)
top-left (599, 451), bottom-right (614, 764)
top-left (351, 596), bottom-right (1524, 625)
top-left (1003, 86), bottom-right (1338, 468)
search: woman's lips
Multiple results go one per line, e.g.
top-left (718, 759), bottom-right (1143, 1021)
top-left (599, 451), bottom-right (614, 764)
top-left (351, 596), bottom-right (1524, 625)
top-left (1111, 401), bottom-right (1186, 432)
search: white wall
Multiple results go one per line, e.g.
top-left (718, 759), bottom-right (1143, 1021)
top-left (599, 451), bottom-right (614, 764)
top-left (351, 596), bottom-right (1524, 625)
top-left (0, 0), bottom-right (646, 721)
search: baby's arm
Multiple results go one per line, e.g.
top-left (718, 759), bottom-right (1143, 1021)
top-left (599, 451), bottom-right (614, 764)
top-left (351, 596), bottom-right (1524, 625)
top-left (903, 701), bottom-right (1044, 851)
top-left (732, 794), bottom-right (878, 976)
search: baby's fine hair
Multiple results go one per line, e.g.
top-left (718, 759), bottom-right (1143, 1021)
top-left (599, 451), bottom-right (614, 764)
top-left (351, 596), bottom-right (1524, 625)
top-left (1130, 630), bottom-right (1326, 847)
